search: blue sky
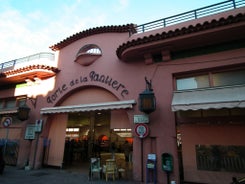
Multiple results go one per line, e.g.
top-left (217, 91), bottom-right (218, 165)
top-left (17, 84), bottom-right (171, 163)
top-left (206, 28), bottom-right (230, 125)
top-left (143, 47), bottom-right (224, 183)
top-left (0, 0), bottom-right (224, 63)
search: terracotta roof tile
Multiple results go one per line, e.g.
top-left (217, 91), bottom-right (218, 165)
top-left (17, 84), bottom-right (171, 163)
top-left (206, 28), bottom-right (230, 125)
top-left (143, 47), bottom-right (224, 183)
top-left (3, 65), bottom-right (60, 77)
top-left (116, 13), bottom-right (245, 60)
top-left (50, 24), bottom-right (137, 51)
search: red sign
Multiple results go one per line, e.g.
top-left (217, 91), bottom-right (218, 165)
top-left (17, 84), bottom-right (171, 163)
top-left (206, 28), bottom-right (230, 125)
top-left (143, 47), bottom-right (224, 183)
top-left (135, 123), bottom-right (149, 138)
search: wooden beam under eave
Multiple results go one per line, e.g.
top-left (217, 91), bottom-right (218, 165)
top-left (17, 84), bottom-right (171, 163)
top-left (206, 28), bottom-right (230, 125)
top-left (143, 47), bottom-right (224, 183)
top-left (144, 53), bottom-right (153, 65)
top-left (161, 50), bottom-right (171, 62)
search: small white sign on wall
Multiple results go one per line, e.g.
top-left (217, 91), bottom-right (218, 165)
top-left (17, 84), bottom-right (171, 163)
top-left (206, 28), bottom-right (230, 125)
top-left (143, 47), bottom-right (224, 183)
top-left (35, 119), bottom-right (43, 133)
top-left (148, 153), bottom-right (156, 161)
top-left (25, 125), bottom-right (36, 140)
top-left (134, 114), bottom-right (149, 124)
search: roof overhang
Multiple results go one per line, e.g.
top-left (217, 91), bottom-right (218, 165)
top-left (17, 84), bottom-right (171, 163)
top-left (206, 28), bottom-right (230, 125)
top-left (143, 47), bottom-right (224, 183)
top-left (117, 12), bottom-right (245, 61)
top-left (171, 85), bottom-right (245, 111)
top-left (41, 100), bottom-right (136, 115)
top-left (0, 65), bottom-right (60, 86)
top-left (0, 108), bottom-right (19, 115)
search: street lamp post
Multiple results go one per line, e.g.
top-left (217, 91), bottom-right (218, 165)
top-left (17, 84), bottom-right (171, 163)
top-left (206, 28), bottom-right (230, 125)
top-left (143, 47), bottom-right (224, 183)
top-left (138, 77), bottom-right (156, 114)
top-left (138, 77), bottom-right (156, 182)
top-left (18, 105), bottom-right (30, 121)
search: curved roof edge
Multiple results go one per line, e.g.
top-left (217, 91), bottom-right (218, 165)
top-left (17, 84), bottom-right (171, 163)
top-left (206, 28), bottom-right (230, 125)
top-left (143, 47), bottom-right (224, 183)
top-left (3, 65), bottom-right (60, 76)
top-left (116, 12), bottom-right (245, 60)
top-left (50, 24), bottom-right (137, 51)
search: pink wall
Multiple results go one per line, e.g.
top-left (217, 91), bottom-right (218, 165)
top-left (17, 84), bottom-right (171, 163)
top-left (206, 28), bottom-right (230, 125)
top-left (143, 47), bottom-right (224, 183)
top-left (47, 114), bottom-right (67, 167)
top-left (181, 124), bottom-right (245, 184)
top-left (111, 110), bottom-right (130, 129)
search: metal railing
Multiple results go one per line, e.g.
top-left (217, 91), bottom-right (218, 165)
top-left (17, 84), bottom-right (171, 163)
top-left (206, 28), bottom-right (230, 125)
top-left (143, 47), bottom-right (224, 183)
top-left (132, 0), bottom-right (245, 34)
top-left (0, 52), bottom-right (55, 72)
top-left (0, 139), bottom-right (19, 166)
top-left (197, 155), bottom-right (245, 172)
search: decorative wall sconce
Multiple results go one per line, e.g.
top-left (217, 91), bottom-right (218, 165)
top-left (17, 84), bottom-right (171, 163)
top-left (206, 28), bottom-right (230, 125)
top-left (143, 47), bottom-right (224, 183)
top-left (138, 77), bottom-right (156, 114)
top-left (18, 104), bottom-right (30, 121)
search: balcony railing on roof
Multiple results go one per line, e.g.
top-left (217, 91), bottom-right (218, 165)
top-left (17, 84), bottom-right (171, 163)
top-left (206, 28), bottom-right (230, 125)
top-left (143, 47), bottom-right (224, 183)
top-left (131, 0), bottom-right (245, 34)
top-left (0, 52), bottom-right (55, 72)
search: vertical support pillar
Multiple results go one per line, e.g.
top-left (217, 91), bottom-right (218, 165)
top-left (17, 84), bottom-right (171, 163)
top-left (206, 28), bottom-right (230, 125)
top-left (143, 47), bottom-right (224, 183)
top-left (88, 112), bottom-right (95, 158)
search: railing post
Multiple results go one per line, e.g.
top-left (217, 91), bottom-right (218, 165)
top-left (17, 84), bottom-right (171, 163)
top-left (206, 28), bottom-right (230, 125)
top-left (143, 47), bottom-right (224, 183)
top-left (142, 25), bottom-right (145, 33)
top-left (194, 10), bottom-right (198, 19)
top-left (163, 19), bottom-right (166, 27)
top-left (129, 29), bottom-right (132, 37)
top-left (129, 29), bottom-right (131, 37)
top-left (232, 0), bottom-right (236, 9)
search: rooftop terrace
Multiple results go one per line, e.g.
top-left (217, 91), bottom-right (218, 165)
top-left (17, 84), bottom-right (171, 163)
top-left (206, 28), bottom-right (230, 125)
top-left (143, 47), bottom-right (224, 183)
top-left (130, 0), bottom-right (245, 34)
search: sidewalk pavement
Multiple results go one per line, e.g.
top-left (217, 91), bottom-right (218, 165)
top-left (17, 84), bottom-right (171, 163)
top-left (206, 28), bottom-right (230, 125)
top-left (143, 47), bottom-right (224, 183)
top-left (0, 166), bottom-right (142, 184)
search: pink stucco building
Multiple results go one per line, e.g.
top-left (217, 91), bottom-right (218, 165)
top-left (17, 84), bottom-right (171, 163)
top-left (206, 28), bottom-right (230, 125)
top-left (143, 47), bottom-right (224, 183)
top-left (1, 1), bottom-right (245, 183)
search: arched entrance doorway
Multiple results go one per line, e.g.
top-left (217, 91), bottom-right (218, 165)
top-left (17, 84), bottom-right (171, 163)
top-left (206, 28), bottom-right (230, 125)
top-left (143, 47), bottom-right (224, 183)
top-left (63, 109), bottom-right (133, 177)
top-left (63, 111), bottom-right (110, 167)
top-left (41, 87), bottom-right (135, 178)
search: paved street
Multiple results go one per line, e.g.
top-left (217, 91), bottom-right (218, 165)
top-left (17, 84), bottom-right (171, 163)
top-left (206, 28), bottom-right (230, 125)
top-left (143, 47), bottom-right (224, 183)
top-left (0, 166), bottom-right (142, 184)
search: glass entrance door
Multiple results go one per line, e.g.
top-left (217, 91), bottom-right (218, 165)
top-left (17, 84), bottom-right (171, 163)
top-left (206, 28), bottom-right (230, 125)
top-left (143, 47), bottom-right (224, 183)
top-left (63, 110), bottom-right (133, 179)
top-left (63, 111), bottom-right (110, 166)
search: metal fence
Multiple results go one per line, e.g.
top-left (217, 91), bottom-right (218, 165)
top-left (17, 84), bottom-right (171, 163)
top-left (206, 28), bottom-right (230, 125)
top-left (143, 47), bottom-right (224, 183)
top-left (132, 0), bottom-right (245, 34)
top-left (0, 139), bottom-right (19, 166)
top-left (197, 155), bottom-right (245, 172)
top-left (0, 52), bottom-right (55, 72)
top-left (196, 145), bottom-right (245, 173)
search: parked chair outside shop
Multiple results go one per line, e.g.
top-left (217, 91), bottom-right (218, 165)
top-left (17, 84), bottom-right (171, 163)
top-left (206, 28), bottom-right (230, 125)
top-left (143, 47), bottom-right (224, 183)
top-left (116, 157), bottom-right (126, 179)
top-left (90, 158), bottom-right (102, 180)
top-left (104, 159), bottom-right (117, 181)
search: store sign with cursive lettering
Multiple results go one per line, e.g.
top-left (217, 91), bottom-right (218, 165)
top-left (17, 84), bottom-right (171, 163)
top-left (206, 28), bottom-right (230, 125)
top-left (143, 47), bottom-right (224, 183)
top-left (47, 71), bottom-right (129, 104)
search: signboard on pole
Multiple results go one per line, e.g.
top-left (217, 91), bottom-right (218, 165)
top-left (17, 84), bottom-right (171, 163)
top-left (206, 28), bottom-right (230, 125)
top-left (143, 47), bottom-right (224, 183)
top-left (25, 125), bottom-right (36, 140)
top-left (1, 117), bottom-right (12, 128)
top-left (135, 123), bottom-right (149, 138)
top-left (35, 119), bottom-right (43, 133)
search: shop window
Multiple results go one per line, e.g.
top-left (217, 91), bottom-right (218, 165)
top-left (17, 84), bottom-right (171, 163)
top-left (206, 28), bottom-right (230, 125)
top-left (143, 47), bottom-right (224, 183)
top-left (5, 99), bottom-right (16, 108)
top-left (17, 98), bottom-right (27, 107)
top-left (0, 100), bottom-right (4, 109)
top-left (176, 75), bottom-right (209, 90)
top-left (0, 96), bottom-right (27, 109)
top-left (175, 69), bottom-right (245, 90)
top-left (213, 70), bottom-right (245, 87)
top-left (196, 145), bottom-right (245, 173)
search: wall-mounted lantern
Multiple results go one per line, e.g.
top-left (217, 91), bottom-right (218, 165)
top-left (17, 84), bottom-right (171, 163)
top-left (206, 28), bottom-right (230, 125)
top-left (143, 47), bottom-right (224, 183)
top-left (138, 77), bottom-right (156, 114)
top-left (18, 105), bottom-right (30, 121)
